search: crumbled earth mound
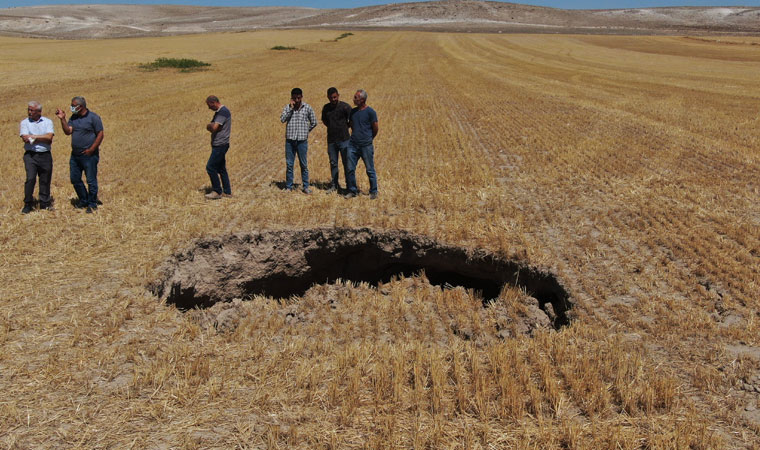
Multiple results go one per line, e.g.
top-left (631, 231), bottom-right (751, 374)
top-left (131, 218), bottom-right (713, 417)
top-left (1, 1), bottom-right (758, 39)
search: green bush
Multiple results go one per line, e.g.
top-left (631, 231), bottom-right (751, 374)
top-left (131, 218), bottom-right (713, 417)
top-left (335, 32), bottom-right (354, 40)
top-left (271, 46), bottom-right (297, 51)
top-left (139, 57), bottom-right (211, 72)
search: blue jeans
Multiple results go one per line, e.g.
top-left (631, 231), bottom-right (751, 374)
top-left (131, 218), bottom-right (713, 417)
top-left (206, 144), bottom-right (231, 195)
top-left (346, 142), bottom-right (377, 195)
top-left (285, 139), bottom-right (309, 190)
top-left (70, 152), bottom-right (99, 208)
top-left (327, 140), bottom-right (349, 189)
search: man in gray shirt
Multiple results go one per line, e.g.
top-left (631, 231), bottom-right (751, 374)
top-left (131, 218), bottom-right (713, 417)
top-left (204, 95), bottom-right (232, 200)
top-left (55, 96), bottom-right (104, 213)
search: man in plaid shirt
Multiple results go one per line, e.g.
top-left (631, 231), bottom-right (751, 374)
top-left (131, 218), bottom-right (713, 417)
top-left (280, 87), bottom-right (317, 194)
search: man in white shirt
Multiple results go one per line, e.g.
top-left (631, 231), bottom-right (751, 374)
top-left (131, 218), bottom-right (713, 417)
top-left (19, 101), bottom-right (54, 214)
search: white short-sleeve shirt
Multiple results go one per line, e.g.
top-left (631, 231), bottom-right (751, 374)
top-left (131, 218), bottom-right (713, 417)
top-left (19, 116), bottom-right (54, 152)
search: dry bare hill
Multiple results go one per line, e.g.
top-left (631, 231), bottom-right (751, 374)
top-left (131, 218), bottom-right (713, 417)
top-left (1, 1), bottom-right (760, 38)
top-left (1, 29), bottom-right (760, 447)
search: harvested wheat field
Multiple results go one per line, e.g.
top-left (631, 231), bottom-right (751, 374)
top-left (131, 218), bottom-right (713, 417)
top-left (1, 30), bottom-right (760, 448)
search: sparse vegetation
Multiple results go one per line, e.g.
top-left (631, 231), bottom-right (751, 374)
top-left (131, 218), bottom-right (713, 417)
top-left (139, 57), bottom-right (211, 72)
top-left (1, 30), bottom-right (759, 448)
top-left (322, 32), bottom-right (355, 43)
top-left (271, 45), bottom-right (296, 50)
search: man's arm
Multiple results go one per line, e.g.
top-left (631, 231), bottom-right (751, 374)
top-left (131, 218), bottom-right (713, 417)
top-left (82, 130), bottom-right (104, 156)
top-left (55, 109), bottom-right (73, 135)
top-left (207, 122), bottom-right (221, 133)
top-left (20, 121), bottom-right (54, 144)
top-left (372, 121), bottom-right (379, 139)
top-left (308, 106), bottom-right (317, 131)
top-left (321, 107), bottom-right (329, 127)
top-left (280, 105), bottom-right (293, 123)
top-left (22, 132), bottom-right (54, 144)
top-left (19, 121), bottom-right (30, 143)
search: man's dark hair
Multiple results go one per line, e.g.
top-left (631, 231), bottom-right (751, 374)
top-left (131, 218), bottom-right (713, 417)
top-left (327, 87), bottom-right (338, 96)
top-left (291, 88), bottom-right (303, 97)
top-left (72, 96), bottom-right (87, 109)
top-left (206, 95), bottom-right (220, 103)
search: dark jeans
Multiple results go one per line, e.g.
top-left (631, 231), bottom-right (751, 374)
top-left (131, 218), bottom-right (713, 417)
top-left (346, 142), bottom-right (378, 195)
top-left (24, 151), bottom-right (53, 207)
top-left (285, 139), bottom-right (309, 190)
top-left (70, 152), bottom-right (99, 208)
top-left (327, 139), bottom-right (349, 189)
top-left (206, 144), bottom-right (231, 195)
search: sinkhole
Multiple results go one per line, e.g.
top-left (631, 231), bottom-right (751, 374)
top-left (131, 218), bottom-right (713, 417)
top-left (150, 228), bottom-right (573, 329)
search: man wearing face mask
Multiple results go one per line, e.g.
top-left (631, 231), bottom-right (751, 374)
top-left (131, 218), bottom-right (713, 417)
top-left (55, 96), bottom-right (104, 213)
top-left (19, 100), bottom-right (55, 214)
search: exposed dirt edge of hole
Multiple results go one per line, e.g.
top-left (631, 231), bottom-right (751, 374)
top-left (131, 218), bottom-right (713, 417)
top-left (149, 227), bottom-right (574, 328)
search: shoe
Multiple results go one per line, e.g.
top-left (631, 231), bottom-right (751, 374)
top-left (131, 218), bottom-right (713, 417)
top-left (40, 204), bottom-right (55, 211)
top-left (370, 192), bottom-right (378, 200)
top-left (21, 205), bottom-right (33, 214)
top-left (326, 185), bottom-right (337, 193)
top-left (222, 193), bottom-right (233, 198)
top-left (344, 192), bottom-right (357, 199)
top-left (302, 188), bottom-right (312, 195)
top-left (205, 192), bottom-right (222, 200)
top-left (85, 206), bottom-right (93, 214)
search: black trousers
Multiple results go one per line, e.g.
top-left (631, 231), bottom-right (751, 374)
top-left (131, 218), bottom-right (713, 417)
top-left (24, 151), bottom-right (53, 206)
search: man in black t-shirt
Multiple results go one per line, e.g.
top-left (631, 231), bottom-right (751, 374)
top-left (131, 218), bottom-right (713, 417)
top-left (321, 87), bottom-right (352, 192)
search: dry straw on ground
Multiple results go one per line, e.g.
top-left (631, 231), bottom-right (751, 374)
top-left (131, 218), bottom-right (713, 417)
top-left (0, 30), bottom-right (759, 448)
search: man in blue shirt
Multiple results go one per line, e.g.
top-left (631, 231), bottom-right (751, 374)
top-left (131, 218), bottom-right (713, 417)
top-left (55, 96), bottom-right (104, 213)
top-left (19, 101), bottom-right (55, 214)
top-left (345, 89), bottom-right (379, 199)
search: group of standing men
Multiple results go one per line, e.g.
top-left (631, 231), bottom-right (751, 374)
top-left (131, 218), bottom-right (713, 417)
top-left (19, 96), bottom-right (103, 214)
top-left (204, 87), bottom-right (379, 201)
top-left (17, 88), bottom-right (376, 214)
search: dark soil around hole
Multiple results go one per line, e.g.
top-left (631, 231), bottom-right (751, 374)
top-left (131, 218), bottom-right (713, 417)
top-left (150, 228), bottom-right (573, 328)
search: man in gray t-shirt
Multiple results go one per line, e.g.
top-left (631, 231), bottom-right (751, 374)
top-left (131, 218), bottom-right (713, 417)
top-left (55, 96), bottom-right (104, 213)
top-left (204, 95), bottom-right (232, 200)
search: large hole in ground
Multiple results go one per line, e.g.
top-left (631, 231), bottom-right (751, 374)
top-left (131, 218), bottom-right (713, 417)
top-left (150, 228), bottom-right (573, 329)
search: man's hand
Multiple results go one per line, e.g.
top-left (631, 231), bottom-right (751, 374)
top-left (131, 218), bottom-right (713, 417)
top-left (20, 134), bottom-right (32, 143)
top-left (55, 108), bottom-right (66, 120)
top-left (289, 99), bottom-right (296, 108)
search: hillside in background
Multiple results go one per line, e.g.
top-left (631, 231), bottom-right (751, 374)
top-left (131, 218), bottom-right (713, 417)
top-left (1, 1), bottom-right (759, 38)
